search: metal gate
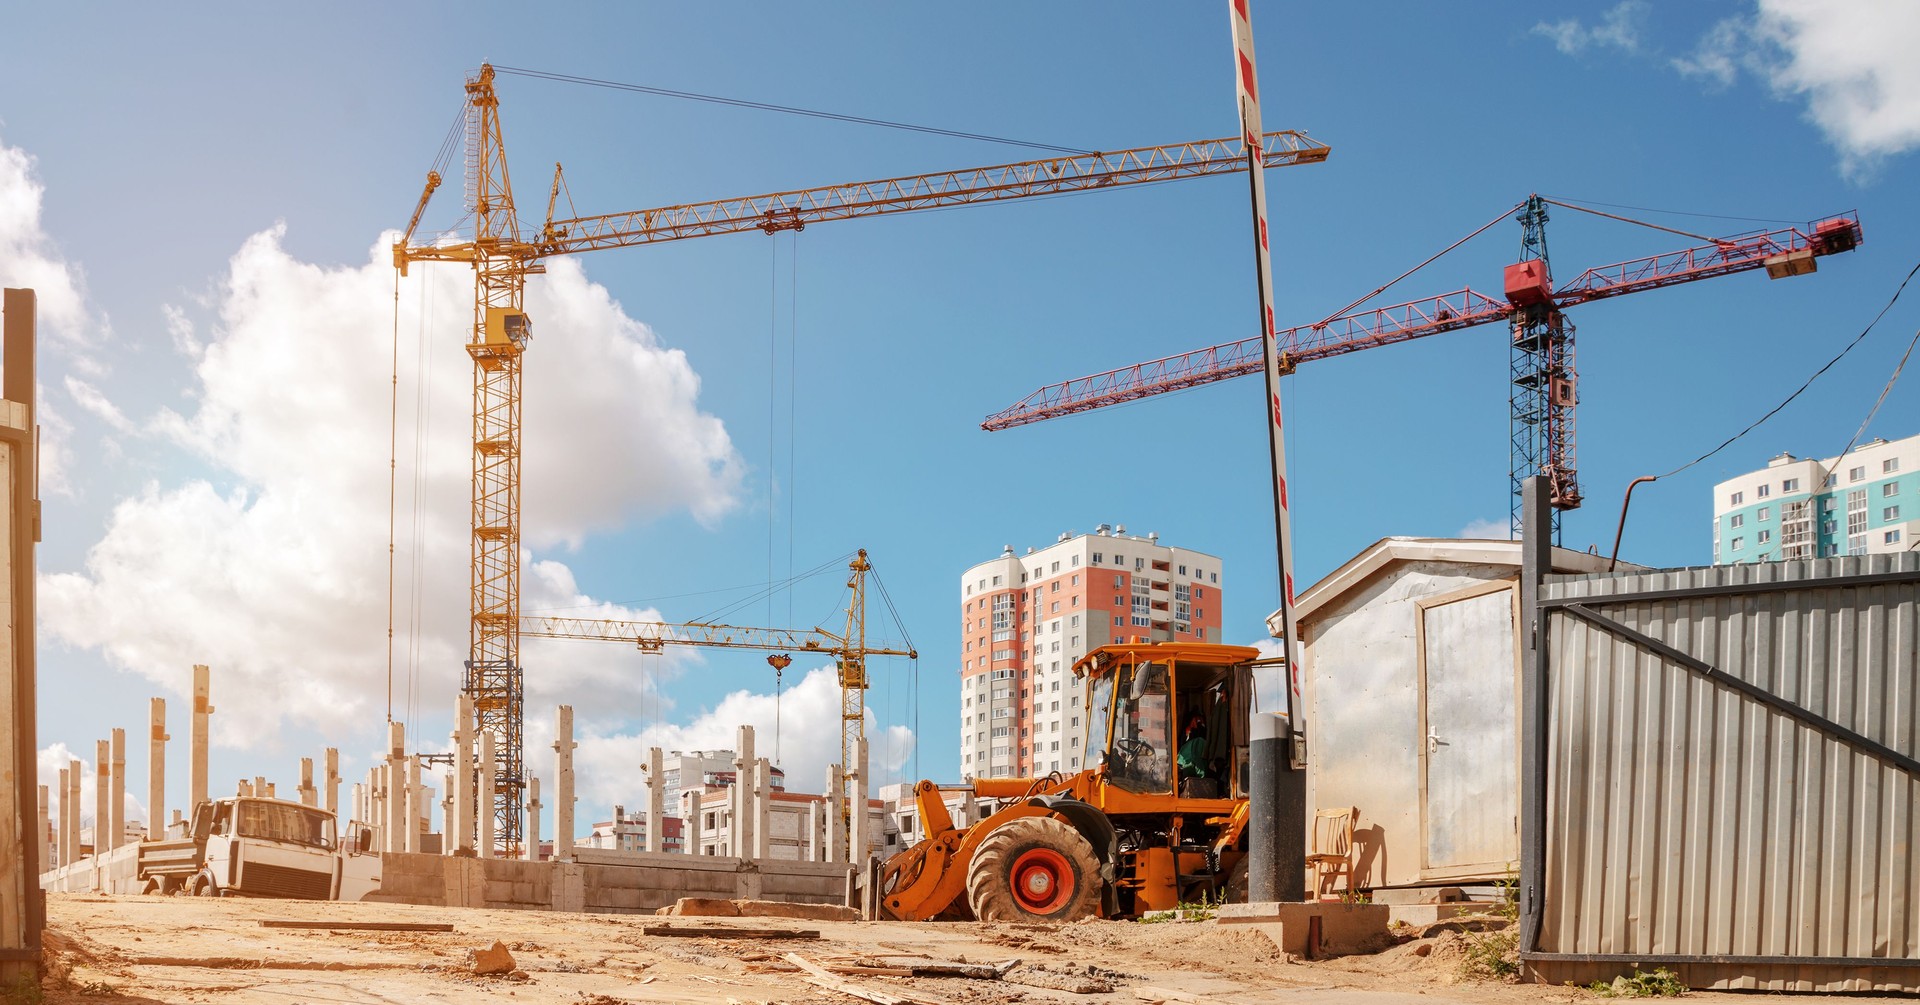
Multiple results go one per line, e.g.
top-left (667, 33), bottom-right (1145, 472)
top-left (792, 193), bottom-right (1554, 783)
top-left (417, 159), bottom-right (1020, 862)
top-left (1517, 547), bottom-right (1919, 993)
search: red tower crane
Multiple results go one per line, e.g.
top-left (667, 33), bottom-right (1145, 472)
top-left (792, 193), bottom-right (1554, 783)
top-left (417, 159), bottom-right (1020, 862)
top-left (983, 199), bottom-right (1864, 536)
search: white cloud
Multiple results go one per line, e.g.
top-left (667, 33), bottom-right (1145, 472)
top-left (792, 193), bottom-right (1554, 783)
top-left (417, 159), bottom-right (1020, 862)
top-left (1674, 1), bottom-right (1920, 172)
top-left (1533, 1), bottom-right (1647, 55)
top-left (41, 220), bottom-right (746, 749)
top-left (561, 664), bottom-right (916, 816)
top-left (1457, 517), bottom-right (1515, 540)
top-left (63, 376), bottom-right (133, 434)
top-left (37, 742), bottom-right (149, 832)
top-left (0, 138), bottom-right (93, 346)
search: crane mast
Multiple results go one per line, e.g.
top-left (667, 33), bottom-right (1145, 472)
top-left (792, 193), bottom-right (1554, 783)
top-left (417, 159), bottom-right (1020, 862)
top-left (396, 64), bottom-right (1330, 853)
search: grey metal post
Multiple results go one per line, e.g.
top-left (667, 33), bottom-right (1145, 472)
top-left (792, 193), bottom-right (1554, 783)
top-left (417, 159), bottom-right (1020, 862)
top-left (1518, 474), bottom-right (1551, 955)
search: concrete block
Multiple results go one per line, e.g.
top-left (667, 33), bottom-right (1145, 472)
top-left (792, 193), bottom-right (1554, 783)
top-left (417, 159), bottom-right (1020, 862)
top-left (1216, 901), bottom-right (1393, 957)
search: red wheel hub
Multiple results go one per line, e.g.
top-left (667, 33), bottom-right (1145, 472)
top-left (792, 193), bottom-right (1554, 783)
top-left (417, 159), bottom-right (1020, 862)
top-left (1008, 846), bottom-right (1075, 914)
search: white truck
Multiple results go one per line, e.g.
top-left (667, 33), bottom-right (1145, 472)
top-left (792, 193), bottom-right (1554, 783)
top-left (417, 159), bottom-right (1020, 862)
top-left (179, 796), bottom-right (382, 901)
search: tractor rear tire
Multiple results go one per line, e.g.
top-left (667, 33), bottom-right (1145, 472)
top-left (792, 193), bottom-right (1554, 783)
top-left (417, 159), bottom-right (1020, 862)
top-left (966, 816), bottom-right (1102, 923)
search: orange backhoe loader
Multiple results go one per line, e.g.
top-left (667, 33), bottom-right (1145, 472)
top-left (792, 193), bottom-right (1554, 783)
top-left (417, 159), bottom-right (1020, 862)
top-left (879, 641), bottom-right (1269, 922)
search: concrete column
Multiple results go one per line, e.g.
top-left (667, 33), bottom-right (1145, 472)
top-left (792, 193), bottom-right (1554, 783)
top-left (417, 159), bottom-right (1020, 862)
top-left (190, 664), bottom-right (211, 810)
top-left (681, 789), bottom-right (702, 855)
top-left (297, 758), bottom-right (315, 806)
top-left (807, 800), bottom-right (822, 862)
top-left (553, 706), bottom-right (576, 863)
top-left (93, 740), bottom-right (109, 858)
top-left (440, 772), bottom-right (454, 852)
top-left (753, 757), bottom-right (773, 860)
top-left (825, 763), bottom-right (846, 864)
top-left (644, 747), bottom-right (664, 853)
top-left (385, 721), bottom-right (406, 854)
top-left (37, 784), bottom-right (51, 873)
top-left (54, 770), bottom-right (69, 867)
top-left (148, 698), bottom-right (168, 840)
top-left (478, 730), bottom-right (496, 858)
top-left (324, 748), bottom-right (340, 821)
top-left (237, 779), bottom-right (251, 798)
top-left (850, 738), bottom-right (871, 867)
top-left (254, 775), bottom-right (268, 801)
top-left (526, 776), bottom-right (542, 861)
top-left (108, 728), bottom-right (126, 850)
top-left (732, 726), bottom-right (756, 861)
top-left (451, 694), bottom-right (474, 855)
top-left (405, 755), bottom-right (423, 854)
top-left (350, 783), bottom-right (363, 828)
top-left (265, 782), bottom-right (276, 798)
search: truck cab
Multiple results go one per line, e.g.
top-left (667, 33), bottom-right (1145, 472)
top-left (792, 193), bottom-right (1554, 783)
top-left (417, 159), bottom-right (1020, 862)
top-left (188, 796), bottom-right (380, 900)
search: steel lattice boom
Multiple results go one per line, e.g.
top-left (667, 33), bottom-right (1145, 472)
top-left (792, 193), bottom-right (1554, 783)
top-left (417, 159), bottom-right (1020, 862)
top-left (983, 212), bottom-right (1864, 428)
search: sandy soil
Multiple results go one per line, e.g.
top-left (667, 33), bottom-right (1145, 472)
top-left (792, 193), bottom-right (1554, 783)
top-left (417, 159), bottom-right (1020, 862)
top-left (29, 895), bottom-right (1842, 1005)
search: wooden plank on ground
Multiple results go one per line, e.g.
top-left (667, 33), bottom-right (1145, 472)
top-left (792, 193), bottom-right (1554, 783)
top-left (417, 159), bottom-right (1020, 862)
top-left (257, 920), bottom-right (455, 932)
top-left (785, 952), bottom-right (956, 1005)
top-left (643, 924), bottom-right (819, 940)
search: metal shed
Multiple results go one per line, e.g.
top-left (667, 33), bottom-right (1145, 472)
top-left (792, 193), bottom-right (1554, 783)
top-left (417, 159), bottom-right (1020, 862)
top-left (1277, 537), bottom-right (1626, 893)
top-left (1520, 552), bottom-right (1920, 992)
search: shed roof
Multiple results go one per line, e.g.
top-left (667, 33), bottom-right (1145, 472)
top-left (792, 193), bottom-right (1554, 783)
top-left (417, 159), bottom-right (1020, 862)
top-left (1268, 537), bottom-right (1641, 634)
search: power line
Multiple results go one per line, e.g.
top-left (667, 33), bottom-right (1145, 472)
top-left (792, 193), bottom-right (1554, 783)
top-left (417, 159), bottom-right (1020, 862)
top-left (1656, 259), bottom-right (1920, 481)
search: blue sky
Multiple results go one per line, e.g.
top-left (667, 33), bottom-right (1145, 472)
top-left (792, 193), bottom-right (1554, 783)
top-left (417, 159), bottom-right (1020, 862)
top-left (4, 2), bottom-right (1916, 837)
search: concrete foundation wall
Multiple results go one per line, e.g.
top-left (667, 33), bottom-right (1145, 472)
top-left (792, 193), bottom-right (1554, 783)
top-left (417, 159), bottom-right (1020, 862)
top-left (39, 842), bottom-right (144, 895)
top-left (372, 850), bottom-right (854, 915)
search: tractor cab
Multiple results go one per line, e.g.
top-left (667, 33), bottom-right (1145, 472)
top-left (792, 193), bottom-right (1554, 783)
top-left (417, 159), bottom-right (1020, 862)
top-left (1078, 641), bottom-right (1262, 804)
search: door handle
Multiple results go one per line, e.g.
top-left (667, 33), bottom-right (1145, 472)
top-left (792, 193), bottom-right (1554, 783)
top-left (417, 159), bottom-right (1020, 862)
top-left (1426, 732), bottom-right (1448, 753)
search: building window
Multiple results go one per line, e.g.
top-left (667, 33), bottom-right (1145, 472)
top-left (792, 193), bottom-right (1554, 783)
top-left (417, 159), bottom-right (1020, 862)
top-left (1886, 458), bottom-right (1901, 473)
top-left (1851, 466), bottom-right (1866, 482)
top-left (1782, 478), bottom-right (1799, 493)
top-left (991, 575), bottom-right (1001, 586)
top-left (1825, 473), bottom-right (1837, 487)
top-left (1729, 514), bottom-right (1744, 528)
top-left (1757, 507), bottom-right (1770, 521)
top-left (1887, 530), bottom-right (1904, 544)
top-left (1178, 565), bottom-right (1187, 576)
top-left (1757, 484), bottom-right (1770, 498)
top-left (1885, 481), bottom-right (1901, 497)
top-left (1211, 572), bottom-right (1218, 583)
top-left (1729, 491), bottom-right (1744, 506)
top-left (1758, 529), bottom-right (1772, 544)
top-left (1093, 552), bottom-right (1103, 564)
top-left (1071, 555), bottom-right (1080, 567)
top-left (1113, 615), bottom-right (1123, 626)
top-left (1731, 537), bottom-right (1744, 551)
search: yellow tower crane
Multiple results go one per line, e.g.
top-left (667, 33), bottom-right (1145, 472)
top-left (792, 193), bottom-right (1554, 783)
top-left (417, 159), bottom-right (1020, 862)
top-left (520, 549), bottom-right (916, 783)
top-left (393, 64), bottom-right (1330, 852)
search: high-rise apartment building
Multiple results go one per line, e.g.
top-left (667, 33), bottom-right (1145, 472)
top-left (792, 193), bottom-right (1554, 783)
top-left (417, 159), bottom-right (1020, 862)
top-left (957, 524), bottom-right (1223, 781)
top-left (1712, 434), bottom-right (1919, 563)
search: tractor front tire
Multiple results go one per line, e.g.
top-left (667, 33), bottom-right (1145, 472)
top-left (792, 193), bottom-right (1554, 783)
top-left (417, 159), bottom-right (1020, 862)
top-left (966, 816), bottom-right (1102, 923)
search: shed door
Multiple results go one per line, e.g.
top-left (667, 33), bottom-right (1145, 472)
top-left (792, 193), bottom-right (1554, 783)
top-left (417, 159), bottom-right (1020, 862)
top-left (1418, 584), bottom-right (1518, 875)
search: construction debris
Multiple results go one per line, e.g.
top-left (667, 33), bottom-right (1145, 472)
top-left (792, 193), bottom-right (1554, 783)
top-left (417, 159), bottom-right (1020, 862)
top-left (657, 897), bottom-right (858, 922)
top-left (785, 952), bottom-right (955, 1005)
top-left (641, 923), bottom-right (820, 940)
top-left (258, 920), bottom-right (454, 932)
top-left (471, 940), bottom-right (516, 976)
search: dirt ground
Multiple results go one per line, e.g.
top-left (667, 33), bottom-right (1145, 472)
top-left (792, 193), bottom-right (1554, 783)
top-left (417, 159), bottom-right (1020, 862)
top-left (29, 895), bottom-right (1841, 1005)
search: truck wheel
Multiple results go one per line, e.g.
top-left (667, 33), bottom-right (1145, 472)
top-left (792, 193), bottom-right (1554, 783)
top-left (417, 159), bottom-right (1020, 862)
top-left (189, 872), bottom-right (214, 898)
top-left (966, 816), bottom-right (1101, 923)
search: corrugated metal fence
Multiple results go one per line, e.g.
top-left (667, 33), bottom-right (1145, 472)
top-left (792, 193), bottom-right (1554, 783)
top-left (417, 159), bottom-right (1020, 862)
top-left (1524, 553), bottom-right (1919, 993)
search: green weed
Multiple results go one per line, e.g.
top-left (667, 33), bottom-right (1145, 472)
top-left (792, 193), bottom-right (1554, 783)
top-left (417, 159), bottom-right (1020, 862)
top-left (1589, 967), bottom-right (1687, 998)
top-left (1457, 875), bottom-right (1520, 981)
